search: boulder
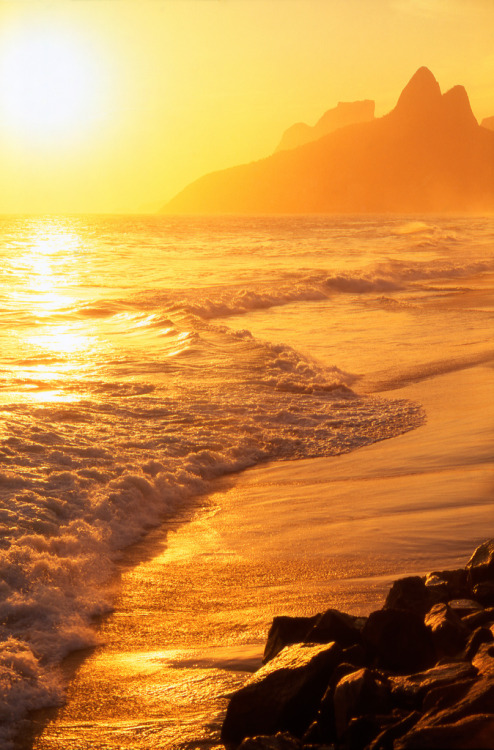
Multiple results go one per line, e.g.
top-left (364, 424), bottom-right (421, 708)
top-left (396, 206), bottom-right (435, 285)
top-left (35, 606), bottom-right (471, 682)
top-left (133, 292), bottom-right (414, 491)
top-left (237, 732), bottom-right (302, 750)
top-left (389, 660), bottom-right (476, 710)
top-left (463, 626), bottom-right (494, 661)
top-left (395, 713), bottom-right (494, 749)
top-left (333, 667), bottom-right (391, 738)
top-left (422, 677), bottom-right (494, 725)
top-left (385, 576), bottom-right (438, 615)
top-left (221, 641), bottom-right (342, 748)
top-left (424, 603), bottom-right (469, 656)
top-left (424, 568), bottom-right (469, 600)
top-left (466, 538), bottom-right (494, 585)
top-left (472, 581), bottom-right (494, 606)
top-left (304, 608), bottom-right (364, 648)
top-left (368, 711), bottom-right (422, 750)
top-left (421, 678), bottom-right (476, 715)
top-left (263, 615), bottom-right (320, 663)
top-left (447, 599), bottom-right (484, 618)
top-left (471, 642), bottom-right (494, 677)
top-left (362, 608), bottom-right (436, 673)
top-left (461, 606), bottom-right (494, 630)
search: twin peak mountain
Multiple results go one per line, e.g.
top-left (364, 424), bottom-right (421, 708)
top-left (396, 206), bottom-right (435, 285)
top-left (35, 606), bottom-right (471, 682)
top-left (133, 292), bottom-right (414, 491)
top-left (164, 68), bottom-right (494, 214)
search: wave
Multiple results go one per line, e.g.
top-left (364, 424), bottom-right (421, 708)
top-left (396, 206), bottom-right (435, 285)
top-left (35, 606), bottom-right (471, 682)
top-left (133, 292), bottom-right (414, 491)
top-left (0, 321), bottom-right (424, 746)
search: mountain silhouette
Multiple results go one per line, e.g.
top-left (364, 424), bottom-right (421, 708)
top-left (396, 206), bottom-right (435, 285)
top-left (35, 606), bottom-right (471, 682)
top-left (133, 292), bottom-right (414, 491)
top-left (163, 68), bottom-right (494, 214)
top-left (275, 100), bottom-right (375, 152)
top-left (481, 116), bottom-right (494, 132)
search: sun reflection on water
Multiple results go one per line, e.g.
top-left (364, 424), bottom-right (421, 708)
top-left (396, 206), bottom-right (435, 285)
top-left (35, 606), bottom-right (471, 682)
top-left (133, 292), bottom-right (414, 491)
top-left (7, 220), bottom-right (100, 403)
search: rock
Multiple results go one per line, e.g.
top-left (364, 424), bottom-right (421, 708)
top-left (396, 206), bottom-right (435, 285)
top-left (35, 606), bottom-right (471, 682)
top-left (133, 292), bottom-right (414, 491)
top-left (362, 608), bottom-right (436, 673)
top-left (307, 662), bottom-right (361, 743)
top-left (424, 603), bottom-right (469, 656)
top-left (237, 732), bottom-right (302, 750)
top-left (395, 713), bottom-right (494, 749)
top-left (263, 615), bottom-right (320, 663)
top-left (461, 606), bottom-right (494, 629)
top-left (389, 660), bottom-right (476, 710)
top-left (304, 608), bottom-right (364, 648)
top-left (466, 538), bottom-right (494, 585)
top-left (423, 677), bottom-right (494, 725)
top-left (472, 581), bottom-right (494, 606)
top-left (471, 642), bottom-right (494, 676)
top-left (385, 576), bottom-right (438, 615)
top-left (463, 626), bottom-right (494, 660)
top-left (425, 568), bottom-right (469, 600)
top-left (333, 668), bottom-right (391, 738)
top-left (340, 643), bottom-right (368, 669)
top-left (421, 677), bottom-right (477, 715)
top-left (344, 715), bottom-right (382, 749)
top-left (368, 711), bottom-right (422, 750)
top-left (221, 641), bottom-right (342, 748)
top-left (447, 598), bottom-right (484, 617)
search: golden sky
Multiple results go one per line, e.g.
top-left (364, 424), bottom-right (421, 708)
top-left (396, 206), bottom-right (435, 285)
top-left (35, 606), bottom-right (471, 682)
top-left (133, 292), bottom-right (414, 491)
top-left (0, 0), bottom-right (493, 214)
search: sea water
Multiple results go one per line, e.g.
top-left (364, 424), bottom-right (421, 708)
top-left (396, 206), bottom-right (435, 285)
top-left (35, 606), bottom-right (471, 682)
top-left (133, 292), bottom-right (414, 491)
top-left (0, 214), bottom-right (492, 748)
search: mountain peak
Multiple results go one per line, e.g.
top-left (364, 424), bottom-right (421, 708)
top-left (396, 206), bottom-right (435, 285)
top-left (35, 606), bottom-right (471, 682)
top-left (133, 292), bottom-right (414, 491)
top-left (392, 67), bottom-right (442, 118)
top-left (442, 85), bottom-right (478, 128)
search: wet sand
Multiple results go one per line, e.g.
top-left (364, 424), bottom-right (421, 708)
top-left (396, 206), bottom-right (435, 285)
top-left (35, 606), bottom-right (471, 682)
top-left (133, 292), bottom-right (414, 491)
top-left (26, 362), bottom-right (493, 750)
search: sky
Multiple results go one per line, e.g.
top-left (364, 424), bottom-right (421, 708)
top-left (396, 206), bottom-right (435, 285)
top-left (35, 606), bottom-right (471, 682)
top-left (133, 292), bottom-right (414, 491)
top-left (0, 0), bottom-right (493, 214)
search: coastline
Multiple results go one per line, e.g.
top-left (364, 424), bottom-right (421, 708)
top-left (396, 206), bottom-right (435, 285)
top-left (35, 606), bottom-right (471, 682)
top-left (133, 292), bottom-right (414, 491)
top-left (25, 359), bottom-right (493, 749)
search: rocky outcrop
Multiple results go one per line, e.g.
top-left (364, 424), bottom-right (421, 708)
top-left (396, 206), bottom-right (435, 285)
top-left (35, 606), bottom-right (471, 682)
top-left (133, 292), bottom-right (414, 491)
top-left (221, 538), bottom-right (494, 750)
top-left (163, 68), bottom-right (494, 215)
top-left (275, 100), bottom-right (375, 153)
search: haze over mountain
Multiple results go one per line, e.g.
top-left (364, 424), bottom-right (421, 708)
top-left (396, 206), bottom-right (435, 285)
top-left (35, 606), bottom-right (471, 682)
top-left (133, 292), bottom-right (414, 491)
top-left (163, 68), bottom-right (494, 215)
top-left (275, 100), bottom-right (375, 153)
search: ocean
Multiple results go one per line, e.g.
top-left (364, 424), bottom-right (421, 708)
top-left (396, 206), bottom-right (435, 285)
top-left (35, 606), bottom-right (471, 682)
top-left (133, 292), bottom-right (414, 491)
top-left (0, 214), bottom-right (492, 748)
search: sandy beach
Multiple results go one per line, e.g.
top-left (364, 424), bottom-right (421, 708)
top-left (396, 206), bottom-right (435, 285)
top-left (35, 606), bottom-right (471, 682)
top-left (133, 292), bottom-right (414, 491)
top-left (25, 356), bottom-right (493, 750)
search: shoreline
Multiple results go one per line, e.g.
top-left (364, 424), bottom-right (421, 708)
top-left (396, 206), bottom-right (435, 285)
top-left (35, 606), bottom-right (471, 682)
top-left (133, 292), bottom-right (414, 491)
top-left (23, 361), bottom-right (493, 749)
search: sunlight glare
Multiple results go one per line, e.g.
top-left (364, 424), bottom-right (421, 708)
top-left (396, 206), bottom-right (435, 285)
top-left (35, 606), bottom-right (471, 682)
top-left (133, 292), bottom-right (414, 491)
top-left (0, 24), bottom-right (102, 146)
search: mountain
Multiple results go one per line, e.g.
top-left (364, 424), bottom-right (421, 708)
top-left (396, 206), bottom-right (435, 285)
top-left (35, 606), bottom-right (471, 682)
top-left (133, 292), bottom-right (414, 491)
top-left (481, 116), bottom-right (494, 132)
top-left (275, 100), bottom-right (375, 152)
top-left (163, 68), bottom-right (494, 214)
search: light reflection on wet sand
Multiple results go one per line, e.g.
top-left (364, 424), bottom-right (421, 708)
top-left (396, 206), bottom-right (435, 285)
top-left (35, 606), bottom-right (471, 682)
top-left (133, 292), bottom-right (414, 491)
top-left (26, 363), bottom-right (493, 750)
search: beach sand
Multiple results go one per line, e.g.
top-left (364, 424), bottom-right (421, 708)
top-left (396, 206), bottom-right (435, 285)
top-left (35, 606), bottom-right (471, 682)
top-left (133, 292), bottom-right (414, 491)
top-left (26, 361), bottom-right (493, 750)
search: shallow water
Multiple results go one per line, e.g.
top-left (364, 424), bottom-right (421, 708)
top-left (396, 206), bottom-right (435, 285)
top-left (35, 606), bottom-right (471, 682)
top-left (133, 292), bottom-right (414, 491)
top-left (0, 214), bottom-right (492, 748)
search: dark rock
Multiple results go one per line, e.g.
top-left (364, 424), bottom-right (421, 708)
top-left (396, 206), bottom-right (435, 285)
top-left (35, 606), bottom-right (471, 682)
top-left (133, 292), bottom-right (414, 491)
top-left (473, 580), bottom-right (494, 606)
top-left (263, 615), bottom-right (320, 663)
top-left (425, 568), bottom-right (469, 600)
top-left (447, 598), bottom-right (484, 617)
top-left (333, 668), bottom-right (391, 738)
top-left (237, 732), bottom-right (302, 750)
top-left (466, 538), bottom-right (494, 585)
top-left (221, 641), bottom-right (342, 748)
top-left (422, 677), bottom-right (494, 725)
top-left (424, 603), bottom-right (469, 656)
top-left (471, 642), bottom-right (494, 677)
top-left (340, 643), bottom-right (368, 669)
top-left (389, 660), bottom-right (476, 710)
top-left (345, 715), bottom-right (382, 749)
top-left (308, 663), bottom-right (360, 743)
top-left (385, 576), bottom-right (438, 615)
top-left (421, 677), bottom-right (477, 714)
top-left (368, 711), bottom-right (422, 750)
top-left (395, 713), bottom-right (494, 749)
top-left (362, 608), bottom-right (436, 673)
top-left (463, 626), bottom-right (494, 660)
top-left (304, 608), bottom-right (363, 648)
top-left (461, 606), bottom-right (494, 629)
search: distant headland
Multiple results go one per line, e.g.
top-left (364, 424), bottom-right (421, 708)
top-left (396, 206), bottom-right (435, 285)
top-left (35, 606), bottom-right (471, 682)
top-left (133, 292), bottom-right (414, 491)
top-left (162, 68), bottom-right (494, 215)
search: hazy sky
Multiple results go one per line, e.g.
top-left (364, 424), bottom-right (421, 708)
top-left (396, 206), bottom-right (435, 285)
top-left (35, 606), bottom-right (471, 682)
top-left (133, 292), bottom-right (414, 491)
top-left (0, 0), bottom-right (493, 214)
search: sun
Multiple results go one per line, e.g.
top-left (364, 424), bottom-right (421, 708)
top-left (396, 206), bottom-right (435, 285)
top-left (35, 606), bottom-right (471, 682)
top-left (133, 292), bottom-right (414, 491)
top-left (0, 23), bottom-right (101, 146)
